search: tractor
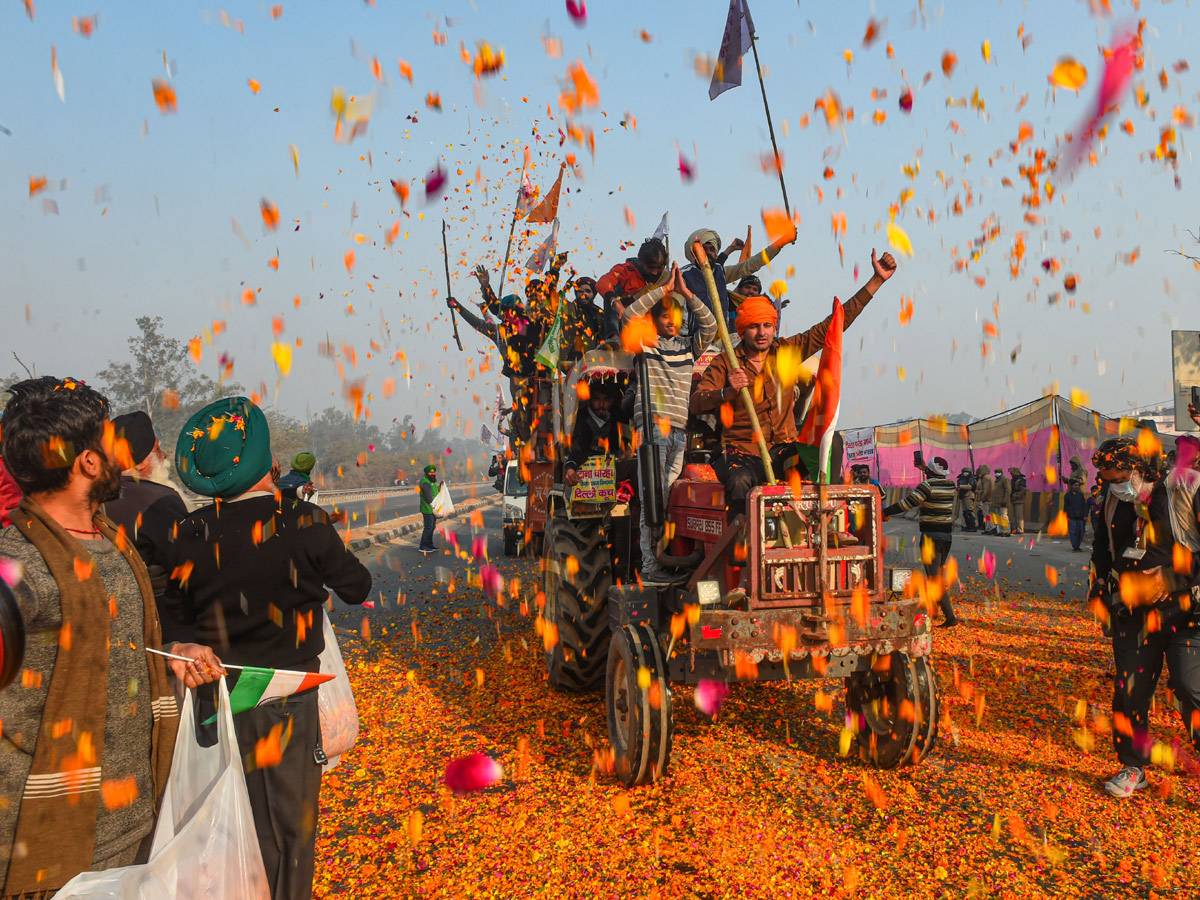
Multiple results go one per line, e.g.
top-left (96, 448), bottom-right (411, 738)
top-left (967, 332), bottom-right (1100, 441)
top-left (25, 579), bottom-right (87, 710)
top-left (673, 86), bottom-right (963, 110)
top-left (539, 347), bottom-right (938, 787)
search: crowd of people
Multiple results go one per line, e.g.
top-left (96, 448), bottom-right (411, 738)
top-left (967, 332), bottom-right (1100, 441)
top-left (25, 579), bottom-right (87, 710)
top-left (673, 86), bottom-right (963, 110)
top-left (2, 221), bottom-right (1200, 900)
top-left (0, 379), bottom-right (371, 899)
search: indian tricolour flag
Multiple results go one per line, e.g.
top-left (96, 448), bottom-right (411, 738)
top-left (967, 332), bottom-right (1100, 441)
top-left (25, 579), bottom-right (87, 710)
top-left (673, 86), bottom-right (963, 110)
top-left (797, 297), bottom-right (844, 483)
top-left (206, 667), bottom-right (335, 721)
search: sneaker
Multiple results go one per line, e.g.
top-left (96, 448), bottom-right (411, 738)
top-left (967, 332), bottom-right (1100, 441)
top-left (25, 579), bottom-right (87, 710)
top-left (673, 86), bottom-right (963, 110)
top-left (1103, 766), bottom-right (1148, 798)
top-left (640, 562), bottom-right (676, 584)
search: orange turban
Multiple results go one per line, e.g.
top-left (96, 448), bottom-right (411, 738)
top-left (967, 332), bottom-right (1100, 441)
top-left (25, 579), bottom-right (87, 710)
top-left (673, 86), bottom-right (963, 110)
top-left (735, 296), bottom-right (779, 334)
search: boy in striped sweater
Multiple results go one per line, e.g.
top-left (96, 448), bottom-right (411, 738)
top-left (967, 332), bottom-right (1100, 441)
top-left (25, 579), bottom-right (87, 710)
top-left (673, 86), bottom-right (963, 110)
top-left (623, 265), bottom-right (718, 582)
top-left (883, 455), bottom-right (960, 627)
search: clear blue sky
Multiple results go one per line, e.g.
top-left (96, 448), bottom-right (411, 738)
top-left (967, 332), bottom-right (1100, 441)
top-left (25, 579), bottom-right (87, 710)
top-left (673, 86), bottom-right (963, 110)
top-left (1, 0), bottom-right (1195, 440)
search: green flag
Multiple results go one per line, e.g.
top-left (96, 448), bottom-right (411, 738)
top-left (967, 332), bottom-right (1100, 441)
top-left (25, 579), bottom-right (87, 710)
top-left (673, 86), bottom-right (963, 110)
top-left (535, 301), bottom-right (565, 368)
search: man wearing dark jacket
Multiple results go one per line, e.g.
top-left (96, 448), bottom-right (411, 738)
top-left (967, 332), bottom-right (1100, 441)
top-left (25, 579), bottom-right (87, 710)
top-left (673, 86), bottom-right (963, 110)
top-left (956, 467), bottom-right (977, 531)
top-left (1089, 436), bottom-right (1200, 799)
top-left (1063, 482), bottom-right (1088, 551)
top-left (884, 456), bottom-right (960, 627)
top-left (563, 380), bottom-right (631, 485)
top-left (166, 397), bottom-right (372, 900)
top-left (595, 238), bottom-right (670, 342)
top-left (102, 410), bottom-right (190, 605)
top-left (278, 451), bottom-right (317, 500)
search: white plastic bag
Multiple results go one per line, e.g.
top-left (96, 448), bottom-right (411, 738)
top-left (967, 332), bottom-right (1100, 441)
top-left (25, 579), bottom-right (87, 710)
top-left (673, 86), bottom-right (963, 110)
top-left (431, 483), bottom-right (455, 519)
top-left (53, 678), bottom-right (270, 900)
top-left (317, 613), bottom-right (358, 772)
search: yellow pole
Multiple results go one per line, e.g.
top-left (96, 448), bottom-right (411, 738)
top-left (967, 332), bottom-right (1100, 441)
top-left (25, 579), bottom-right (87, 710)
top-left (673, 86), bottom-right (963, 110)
top-left (692, 241), bottom-right (776, 484)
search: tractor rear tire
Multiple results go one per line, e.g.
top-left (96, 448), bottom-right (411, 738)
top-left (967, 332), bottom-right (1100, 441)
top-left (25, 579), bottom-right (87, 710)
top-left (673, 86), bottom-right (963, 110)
top-left (846, 651), bottom-right (929, 769)
top-left (910, 655), bottom-right (940, 763)
top-left (606, 622), bottom-right (673, 786)
top-left (543, 514), bottom-right (612, 693)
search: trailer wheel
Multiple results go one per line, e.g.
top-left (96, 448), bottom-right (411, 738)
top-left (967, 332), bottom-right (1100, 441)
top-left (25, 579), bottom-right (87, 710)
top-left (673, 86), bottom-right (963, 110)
top-left (606, 622), bottom-right (673, 787)
top-left (910, 655), bottom-right (940, 763)
top-left (846, 652), bottom-right (922, 769)
top-left (542, 514), bottom-right (612, 692)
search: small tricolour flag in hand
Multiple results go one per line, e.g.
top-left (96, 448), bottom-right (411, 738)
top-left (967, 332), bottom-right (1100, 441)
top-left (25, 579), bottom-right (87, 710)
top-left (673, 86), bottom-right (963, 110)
top-left (206, 667), bottom-right (335, 721)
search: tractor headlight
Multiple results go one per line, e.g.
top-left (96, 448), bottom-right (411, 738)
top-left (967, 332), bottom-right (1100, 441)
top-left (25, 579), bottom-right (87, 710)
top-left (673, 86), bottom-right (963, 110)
top-left (696, 580), bottom-right (721, 606)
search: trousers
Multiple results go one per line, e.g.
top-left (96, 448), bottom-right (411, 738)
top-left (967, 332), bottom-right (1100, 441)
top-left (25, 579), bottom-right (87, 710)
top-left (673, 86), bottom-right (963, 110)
top-left (419, 512), bottom-right (437, 551)
top-left (638, 427), bottom-right (687, 568)
top-left (234, 690), bottom-right (324, 900)
top-left (713, 442), bottom-right (810, 524)
top-left (921, 532), bottom-right (957, 623)
top-left (1068, 517), bottom-right (1085, 550)
top-left (1111, 607), bottom-right (1200, 768)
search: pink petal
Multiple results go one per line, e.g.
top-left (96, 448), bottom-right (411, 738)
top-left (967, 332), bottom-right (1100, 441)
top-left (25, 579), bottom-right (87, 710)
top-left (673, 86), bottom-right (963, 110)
top-left (362, 600), bottom-right (375, 609)
top-left (693, 679), bottom-right (729, 717)
top-left (471, 536), bottom-right (487, 561)
top-left (0, 557), bottom-right (22, 587)
top-left (480, 564), bottom-right (503, 600)
top-left (565, 0), bottom-right (587, 25)
top-left (443, 752), bottom-right (503, 794)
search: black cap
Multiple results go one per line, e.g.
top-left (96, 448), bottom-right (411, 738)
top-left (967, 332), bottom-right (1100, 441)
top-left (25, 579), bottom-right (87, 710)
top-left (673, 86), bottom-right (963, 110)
top-left (112, 411), bottom-right (156, 466)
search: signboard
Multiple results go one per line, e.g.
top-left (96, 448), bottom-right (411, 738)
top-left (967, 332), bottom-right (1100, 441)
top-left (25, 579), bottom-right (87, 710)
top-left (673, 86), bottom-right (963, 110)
top-left (1172, 330), bottom-right (1200, 432)
top-left (568, 456), bottom-right (616, 504)
top-left (524, 462), bottom-right (555, 532)
top-left (843, 427), bottom-right (876, 464)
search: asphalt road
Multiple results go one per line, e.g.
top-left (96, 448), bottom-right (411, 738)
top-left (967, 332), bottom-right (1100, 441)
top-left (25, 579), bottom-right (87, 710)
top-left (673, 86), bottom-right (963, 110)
top-left (330, 504), bottom-right (525, 663)
top-left (884, 516), bottom-right (1094, 600)
top-left (317, 482), bottom-right (496, 527)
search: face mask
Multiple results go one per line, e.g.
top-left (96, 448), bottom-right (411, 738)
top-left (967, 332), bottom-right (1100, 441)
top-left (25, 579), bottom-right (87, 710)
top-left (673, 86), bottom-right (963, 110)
top-left (1108, 480), bottom-right (1138, 502)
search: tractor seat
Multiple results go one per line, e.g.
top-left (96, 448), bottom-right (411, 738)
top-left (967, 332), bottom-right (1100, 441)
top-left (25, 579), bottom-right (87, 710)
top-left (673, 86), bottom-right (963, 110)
top-left (680, 463), bottom-right (719, 482)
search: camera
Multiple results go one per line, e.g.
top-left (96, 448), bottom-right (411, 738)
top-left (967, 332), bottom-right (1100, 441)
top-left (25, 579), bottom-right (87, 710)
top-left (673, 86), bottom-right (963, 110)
top-left (0, 578), bottom-right (26, 691)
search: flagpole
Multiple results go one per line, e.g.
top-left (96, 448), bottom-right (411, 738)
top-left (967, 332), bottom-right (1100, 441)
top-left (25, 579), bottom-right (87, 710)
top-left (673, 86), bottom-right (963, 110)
top-left (442, 219), bottom-right (465, 351)
top-left (743, 0), bottom-right (791, 218)
top-left (497, 183), bottom-right (522, 294)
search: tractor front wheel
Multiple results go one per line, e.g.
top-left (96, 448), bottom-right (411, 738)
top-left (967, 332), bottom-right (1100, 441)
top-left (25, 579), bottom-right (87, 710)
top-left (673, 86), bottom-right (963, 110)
top-left (846, 651), bottom-right (938, 769)
top-left (605, 622), bottom-right (673, 787)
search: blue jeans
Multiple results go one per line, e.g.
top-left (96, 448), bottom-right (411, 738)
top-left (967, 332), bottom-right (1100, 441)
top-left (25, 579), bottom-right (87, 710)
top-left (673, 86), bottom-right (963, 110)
top-left (1068, 517), bottom-right (1085, 550)
top-left (638, 426), bottom-right (688, 568)
top-left (420, 513), bottom-right (437, 551)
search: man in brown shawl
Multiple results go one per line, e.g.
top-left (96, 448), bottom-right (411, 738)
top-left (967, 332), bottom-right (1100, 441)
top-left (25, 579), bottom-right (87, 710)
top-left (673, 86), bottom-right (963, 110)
top-left (0, 376), bottom-right (222, 898)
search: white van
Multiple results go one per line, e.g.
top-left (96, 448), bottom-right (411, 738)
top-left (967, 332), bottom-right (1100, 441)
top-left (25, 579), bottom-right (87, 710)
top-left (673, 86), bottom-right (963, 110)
top-left (502, 460), bottom-right (526, 556)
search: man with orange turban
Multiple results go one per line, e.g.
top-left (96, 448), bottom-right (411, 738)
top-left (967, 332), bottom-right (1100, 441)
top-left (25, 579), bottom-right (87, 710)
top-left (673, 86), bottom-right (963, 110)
top-left (691, 249), bottom-right (897, 523)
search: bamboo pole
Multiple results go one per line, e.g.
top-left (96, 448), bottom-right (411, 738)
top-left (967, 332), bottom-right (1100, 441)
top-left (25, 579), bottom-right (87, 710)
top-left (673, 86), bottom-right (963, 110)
top-left (743, 0), bottom-right (790, 218)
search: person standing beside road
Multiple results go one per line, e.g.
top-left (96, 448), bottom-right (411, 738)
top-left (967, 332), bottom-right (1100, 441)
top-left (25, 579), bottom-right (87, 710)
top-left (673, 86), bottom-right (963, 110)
top-left (166, 396), bottom-right (372, 899)
top-left (1008, 466), bottom-right (1028, 535)
top-left (1088, 436), bottom-right (1200, 799)
top-left (975, 464), bottom-right (994, 534)
top-left (419, 463), bottom-right (439, 555)
top-left (1063, 481), bottom-right (1089, 551)
top-left (992, 467), bottom-right (1012, 537)
top-left (278, 451), bottom-right (317, 500)
top-left (956, 467), bottom-right (977, 532)
top-left (883, 456), bottom-right (960, 628)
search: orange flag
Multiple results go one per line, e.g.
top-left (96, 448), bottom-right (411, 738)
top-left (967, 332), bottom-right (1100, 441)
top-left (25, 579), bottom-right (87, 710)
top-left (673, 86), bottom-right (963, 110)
top-left (738, 225), bottom-right (752, 262)
top-left (526, 163), bottom-right (565, 223)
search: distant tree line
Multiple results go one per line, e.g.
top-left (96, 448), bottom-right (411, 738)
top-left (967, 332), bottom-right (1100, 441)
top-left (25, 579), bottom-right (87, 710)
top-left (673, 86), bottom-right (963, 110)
top-left (2, 317), bottom-right (492, 490)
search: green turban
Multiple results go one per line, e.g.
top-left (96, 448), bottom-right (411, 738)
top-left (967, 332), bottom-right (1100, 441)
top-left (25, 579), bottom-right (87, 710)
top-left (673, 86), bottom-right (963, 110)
top-left (424, 464), bottom-right (437, 475)
top-left (291, 452), bottom-right (316, 473)
top-left (176, 397), bottom-right (273, 498)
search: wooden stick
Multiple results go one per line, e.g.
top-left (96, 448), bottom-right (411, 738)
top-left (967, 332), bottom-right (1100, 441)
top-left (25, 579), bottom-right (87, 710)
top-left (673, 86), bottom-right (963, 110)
top-left (692, 241), bottom-right (775, 484)
top-left (442, 219), bottom-right (464, 351)
top-left (744, 1), bottom-right (790, 218)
